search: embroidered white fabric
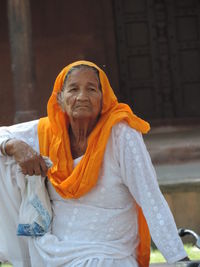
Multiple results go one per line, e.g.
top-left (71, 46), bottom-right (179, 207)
top-left (0, 120), bottom-right (187, 267)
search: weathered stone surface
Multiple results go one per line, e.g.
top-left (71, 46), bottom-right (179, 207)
top-left (144, 126), bottom-right (200, 165)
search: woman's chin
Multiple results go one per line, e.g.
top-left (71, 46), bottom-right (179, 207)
top-left (72, 112), bottom-right (93, 120)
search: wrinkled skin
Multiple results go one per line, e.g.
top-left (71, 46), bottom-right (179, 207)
top-left (58, 67), bottom-right (102, 159)
top-left (5, 67), bottom-right (102, 175)
top-left (6, 139), bottom-right (47, 176)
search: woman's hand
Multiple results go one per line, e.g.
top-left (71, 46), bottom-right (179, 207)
top-left (5, 139), bottom-right (48, 176)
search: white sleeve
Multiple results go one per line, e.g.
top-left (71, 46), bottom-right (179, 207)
top-left (116, 123), bottom-right (187, 263)
top-left (0, 120), bottom-right (40, 155)
top-left (0, 120), bottom-right (39, 265)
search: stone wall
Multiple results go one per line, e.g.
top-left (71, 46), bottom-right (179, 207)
top-left (164, 190), bottom-right (200, 243)
top-left (0, 0), bottom-right (119, 125)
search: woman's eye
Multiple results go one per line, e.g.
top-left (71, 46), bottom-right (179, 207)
top-left (69, 88), bottom-right (78, 92)
top-left (88, 87), bottom-right (96, 91)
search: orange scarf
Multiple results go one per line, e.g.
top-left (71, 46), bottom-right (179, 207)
top-left (38, 60), bottom-right (151, 266)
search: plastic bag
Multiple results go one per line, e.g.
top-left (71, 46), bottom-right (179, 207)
top-left (17, 157), bottom-right (52, 237)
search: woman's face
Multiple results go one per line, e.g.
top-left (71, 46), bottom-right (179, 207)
top-left (61, 68), bottom-right (102, 121)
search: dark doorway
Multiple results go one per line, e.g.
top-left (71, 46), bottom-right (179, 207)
top-left (114, 0), bottom-right (200, 122)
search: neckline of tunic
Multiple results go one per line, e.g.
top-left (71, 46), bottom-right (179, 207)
top-left (73, 155), bottom-right (83, 167)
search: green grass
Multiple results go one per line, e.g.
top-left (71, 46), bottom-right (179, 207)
top-left (150, 244), bottom-right (200, 263)
top-left (1, 244), bottom-right (199, 266)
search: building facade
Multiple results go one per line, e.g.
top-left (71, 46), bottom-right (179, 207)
top-left (0, 0), bottom-right (200, 125)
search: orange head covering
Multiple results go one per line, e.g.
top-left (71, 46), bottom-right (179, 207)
top-left (38, 60), bottom-right (151, 266)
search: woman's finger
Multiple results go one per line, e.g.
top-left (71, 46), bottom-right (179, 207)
top-left (33, 161), bottom-right (42, 176)
top-left (26, 163), bottom-right (35, 176)
top-left (21, 167), bottom-right (28, 175)
top-left (39, 155), bottom-right (48, 176)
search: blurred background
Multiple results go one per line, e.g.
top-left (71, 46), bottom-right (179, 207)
top-left (0, 0), bottom-right (200, 248)
top-left (1, 0), bottom-right (200, 125)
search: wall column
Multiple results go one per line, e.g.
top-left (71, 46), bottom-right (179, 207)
top-left (7, 0), bottom-right (37, 123)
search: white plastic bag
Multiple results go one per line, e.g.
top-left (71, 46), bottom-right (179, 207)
top-left (17, 157), bottom-right (52, 236)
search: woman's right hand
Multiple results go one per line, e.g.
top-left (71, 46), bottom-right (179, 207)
top-left (5, 139), bottom-right (48, 176)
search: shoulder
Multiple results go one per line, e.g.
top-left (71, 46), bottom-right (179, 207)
top-left (38, 117), bottom-right (52, 136)
top-left (110, 122), bottom-right (147, 159)
top-left (0, 120), bottom-right (40, 152)
top-left (8, 119), bottom-right (38, 129)
top-left (111, 121), bottom-right (143, 143)
top-left (0, 119), bottom-right (39, 134)
top-left (38, 117), bottom-right (50, 129)
top-left (38, 117), bottom-right (53, 155)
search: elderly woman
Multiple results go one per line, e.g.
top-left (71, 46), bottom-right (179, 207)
top-left (0, 61), bottom-right (188, 267)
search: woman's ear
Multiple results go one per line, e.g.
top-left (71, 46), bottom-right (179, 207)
top-left (57, 91), bottom-right (65, 111)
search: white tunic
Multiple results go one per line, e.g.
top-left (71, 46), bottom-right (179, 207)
top-left (0, 120), bottom-right (187, 267)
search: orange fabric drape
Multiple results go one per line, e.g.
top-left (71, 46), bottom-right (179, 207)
top-left (38, 60), bottom-right (151, 266)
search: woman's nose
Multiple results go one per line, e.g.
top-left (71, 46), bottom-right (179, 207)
top-left (76, 89), bottom-right (88, 101)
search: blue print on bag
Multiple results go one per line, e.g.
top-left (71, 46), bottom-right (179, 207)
top-left (31, 194), bottom-right (51, 231)
top-left (17, 222), bottom-right (45, 236)
top-left (17, 194), bottom-right (51, 236)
